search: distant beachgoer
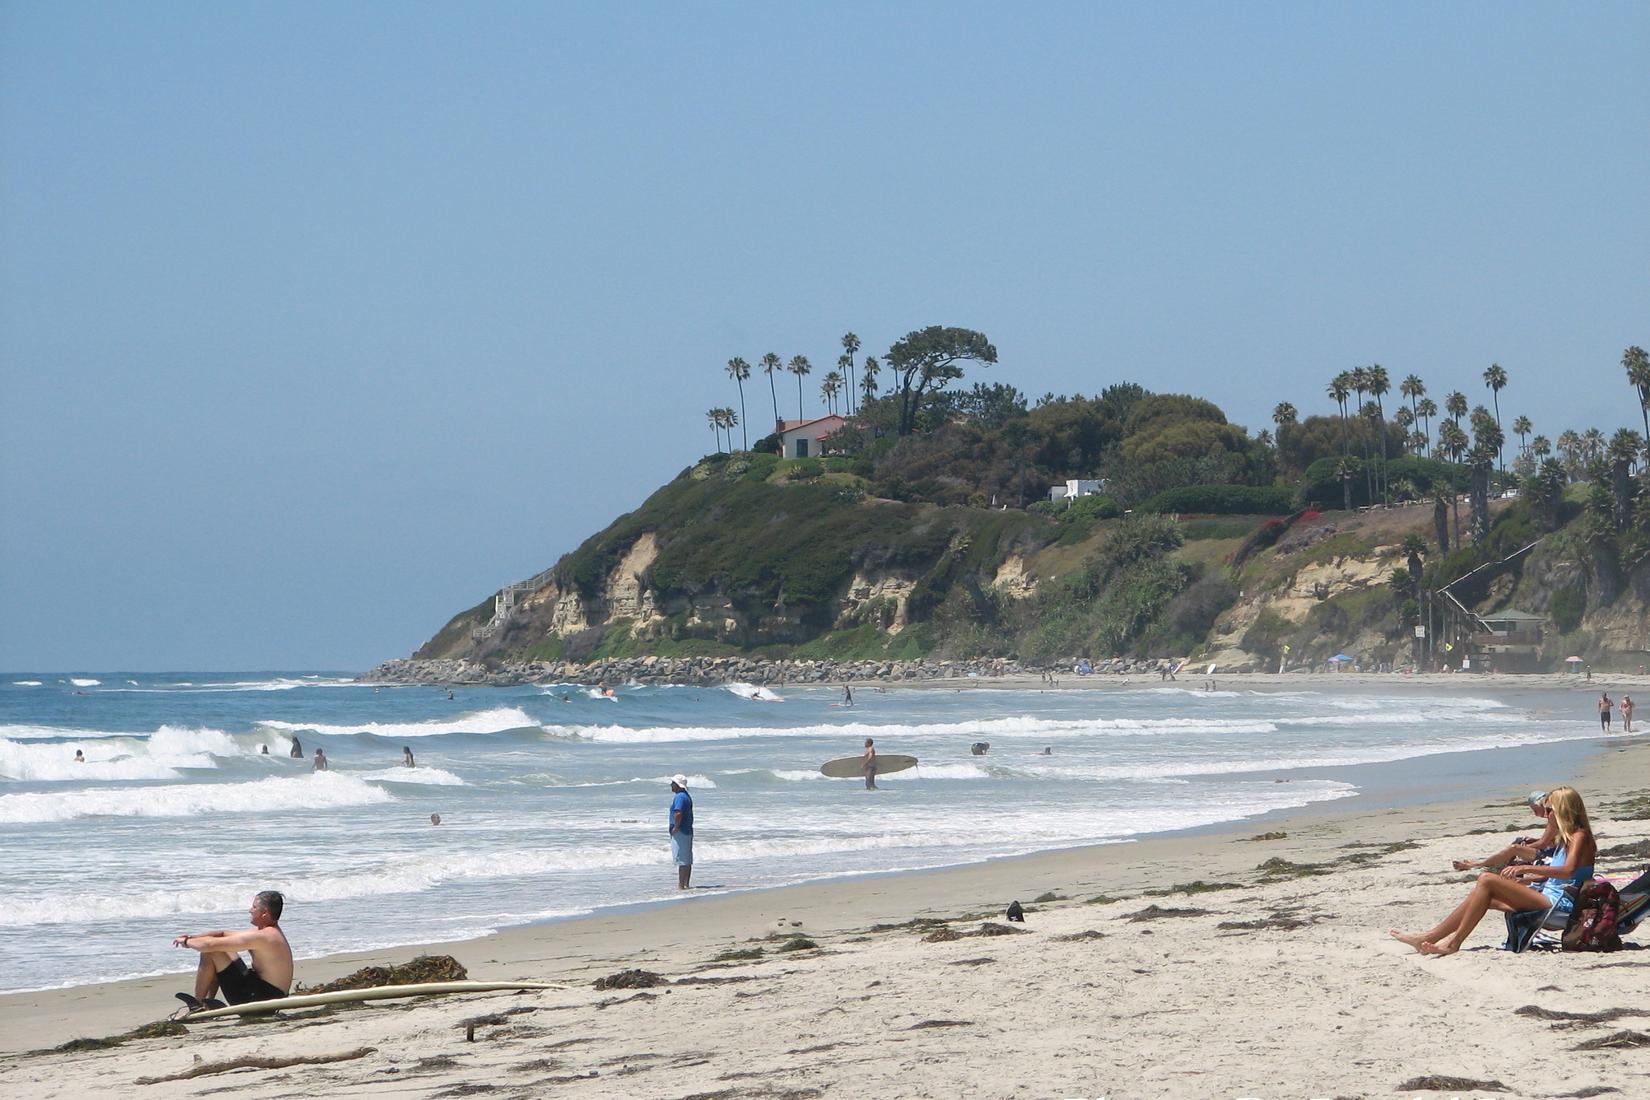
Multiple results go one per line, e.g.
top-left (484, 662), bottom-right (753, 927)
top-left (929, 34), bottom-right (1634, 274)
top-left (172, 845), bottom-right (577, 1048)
top-left (560, 693), bottom-right (571, 703)
top-left (1391, 786), bottom-right (1595, 956)
top-left (447, 689), bottom-right (455, 701)
top-left (313, 748), bottom-right (328, 772)
top-left (260, 745), bottom-right (269, 755)
top-left (1038, 746), bottom-right (1052, 756)
top-left (843, 684), bottom-right (854, 707)
top-left (862, 738), bottom-right (877, 790)
top-left (1452, 791), bottom-right (1555, 870)
top-left (1622, 695), bottom-right (1635, 733)
top-left (430, 813), bottom-right (442, 826)
top-left (669, 775), bottom-right (694, 889)
top-left (290, 737), bottom-right (303, 759)
top-left (970, 741), bottom-right (990, 756)
top-left (1599, 693), bottom-right (1613, 731)
top-left (403, 745), bottom-right (415, 768)
top-left (73, 749), bottom-right (85, 763)
top-left (171, 890), bottom-right (292, 1015)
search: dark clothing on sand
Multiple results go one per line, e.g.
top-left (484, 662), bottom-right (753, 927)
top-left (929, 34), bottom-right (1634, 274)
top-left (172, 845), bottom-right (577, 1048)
top-left (216, 957), bottom-right (285, 1004)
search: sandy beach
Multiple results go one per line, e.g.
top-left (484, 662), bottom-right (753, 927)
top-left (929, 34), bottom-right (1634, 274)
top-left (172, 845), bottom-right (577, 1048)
top-left (3, 687), bottom-right (1646, 1099)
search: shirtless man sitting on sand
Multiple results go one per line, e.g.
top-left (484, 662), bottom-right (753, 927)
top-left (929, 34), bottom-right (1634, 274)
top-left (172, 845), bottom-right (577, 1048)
top-left (171, 890), bottom-right (293, 1014)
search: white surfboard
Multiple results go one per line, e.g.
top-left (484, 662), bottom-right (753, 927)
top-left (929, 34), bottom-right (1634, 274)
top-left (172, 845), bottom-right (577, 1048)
top-left (184, 980), bottom-right (560, 1020)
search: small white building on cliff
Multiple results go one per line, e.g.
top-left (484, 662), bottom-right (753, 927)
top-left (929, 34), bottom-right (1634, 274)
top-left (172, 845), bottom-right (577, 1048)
top-left (776, 415), bottom-right (846, 458)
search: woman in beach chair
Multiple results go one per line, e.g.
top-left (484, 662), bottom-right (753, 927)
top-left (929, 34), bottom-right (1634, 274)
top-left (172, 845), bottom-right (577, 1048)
top-left (1391, 786), bottom-right (1596, 957)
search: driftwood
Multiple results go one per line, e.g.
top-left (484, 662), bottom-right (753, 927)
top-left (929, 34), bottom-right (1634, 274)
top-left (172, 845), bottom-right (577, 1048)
top-left (134, 1045), bottom-right (376, 1083)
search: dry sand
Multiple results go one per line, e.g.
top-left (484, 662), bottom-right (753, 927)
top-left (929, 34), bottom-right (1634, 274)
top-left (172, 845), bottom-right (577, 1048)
top-left (3, 699), bottom-right (1648, 1098)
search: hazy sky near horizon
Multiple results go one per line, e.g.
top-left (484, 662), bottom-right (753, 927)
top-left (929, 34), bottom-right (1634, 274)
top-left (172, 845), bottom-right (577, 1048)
top-left (2, 3), bottom-right (1647, 671)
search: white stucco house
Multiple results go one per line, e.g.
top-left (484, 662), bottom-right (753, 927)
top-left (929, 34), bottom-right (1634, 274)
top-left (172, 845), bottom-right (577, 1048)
top-left (776, 415), bottom-right (847, 458)
top-left (1048, 478), bottom-right (1107, 504)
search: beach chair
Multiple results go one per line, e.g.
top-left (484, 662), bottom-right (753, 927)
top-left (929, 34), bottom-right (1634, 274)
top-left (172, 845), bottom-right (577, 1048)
top-left (1502, 892), bottom-right (1570, 954)
top-left (1615, 870), bottom-right (1650, 937)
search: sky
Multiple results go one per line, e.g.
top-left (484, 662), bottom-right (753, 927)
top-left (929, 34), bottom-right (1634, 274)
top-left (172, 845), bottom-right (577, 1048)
top-left (2, 2), bottom-right (1647, 671)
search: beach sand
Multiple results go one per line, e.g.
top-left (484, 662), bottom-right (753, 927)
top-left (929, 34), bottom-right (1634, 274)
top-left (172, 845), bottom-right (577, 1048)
top-left (3, 699), bottom-right (1647, 1098)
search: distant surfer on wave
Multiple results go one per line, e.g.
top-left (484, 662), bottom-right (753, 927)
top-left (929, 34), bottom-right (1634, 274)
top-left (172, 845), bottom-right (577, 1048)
top-left (171, 891), bottom-right (293, 1016)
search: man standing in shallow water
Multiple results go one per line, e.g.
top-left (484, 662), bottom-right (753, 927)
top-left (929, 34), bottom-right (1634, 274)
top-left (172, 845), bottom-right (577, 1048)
top-left (669, 775), bottom-right (694, 889)
top-left (173, 890), bottom-right (293, 1010)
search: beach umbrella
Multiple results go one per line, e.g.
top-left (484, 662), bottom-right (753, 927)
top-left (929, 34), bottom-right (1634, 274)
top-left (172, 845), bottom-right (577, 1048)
top-left (1329, 653), bottom-right (1353, 663)
top-left (1565, 656), bottom-right (1584, 664)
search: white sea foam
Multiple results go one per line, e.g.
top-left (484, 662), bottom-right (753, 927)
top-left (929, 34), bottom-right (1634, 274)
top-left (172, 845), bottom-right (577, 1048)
top-left (0, 771), bottom-right (393, 824)
top-left (357, 767), bottom-right (466, 786)
top-left (0, 723), bottom-right (141, 741)
top-left (12, 680), bottom-right (42, 686)
top-left (257, 706), bottom-right (539, 739)
top-left (561, 715), bottom-right (1284, 744)
top-left (69, 678), bottom-right (101, 687)
top-left (0, 738), bottom-right (183, 782)
top-left (725, 682), bottom-right (785, 702)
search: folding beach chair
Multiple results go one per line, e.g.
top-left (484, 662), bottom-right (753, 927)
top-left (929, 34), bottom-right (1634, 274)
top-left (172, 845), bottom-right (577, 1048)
top-left (1615, 870), bottom-right (1650, 937)
top-left (1503, 892), bottom-right (1570, 953)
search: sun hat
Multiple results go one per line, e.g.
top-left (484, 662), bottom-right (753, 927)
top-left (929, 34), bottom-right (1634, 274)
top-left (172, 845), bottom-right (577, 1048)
top-left (672, 773), bottom-right (688, 787)
top-left (1527, 790), bottom-right (1548, 805)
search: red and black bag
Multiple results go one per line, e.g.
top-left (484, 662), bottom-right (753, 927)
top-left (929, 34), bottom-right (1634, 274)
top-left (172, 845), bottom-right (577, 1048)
top-left (1562, 879), bottom-right (1623, 953)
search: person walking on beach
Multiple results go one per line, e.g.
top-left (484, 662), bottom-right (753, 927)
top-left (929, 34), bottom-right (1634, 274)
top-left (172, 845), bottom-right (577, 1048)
top-left (862, 738), bottom-right (877, 790)
top-left (1622, 695), bottom-right (1635, 733)
top-left (313, 748), bottom-right (328, 772)
top-left (669, 775), bottom-right (693, 889)
top-left (172, 890), bottom-right (293, 1012)
top-left (402, 745), bottom-right (416, 767)
top-left (1599, 693), bottom-right (1613, 731)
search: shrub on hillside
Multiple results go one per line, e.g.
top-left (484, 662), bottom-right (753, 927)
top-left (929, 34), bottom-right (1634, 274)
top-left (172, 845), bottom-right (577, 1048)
top-left (1550, 586), bottom-right (1585, 633)
top-left (1138, 484), bottom-right (1294, 516)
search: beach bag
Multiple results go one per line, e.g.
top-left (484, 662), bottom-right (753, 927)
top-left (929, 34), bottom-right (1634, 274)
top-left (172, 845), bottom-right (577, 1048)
top-left (1561, 880), bottom-right (1623, 953)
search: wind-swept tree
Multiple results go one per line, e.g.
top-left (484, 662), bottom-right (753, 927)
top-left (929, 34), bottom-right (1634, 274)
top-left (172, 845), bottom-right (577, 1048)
top-left (760, 352), bottom-right (783, 431)
top-left (725, 357), bottom-right (752, 449)
top-left (840, 332), bottom-right (861, 414)
top-left (787, 355), bottom-right (812, 421)
top-left (884, 326), bottom-right (997, 436)
top-left (1483, 363), bottom-right (1508, 469)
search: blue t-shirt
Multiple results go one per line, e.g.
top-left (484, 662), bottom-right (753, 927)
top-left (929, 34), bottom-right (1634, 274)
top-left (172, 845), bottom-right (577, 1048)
top-left (670, 790), bottom-right (693, 835)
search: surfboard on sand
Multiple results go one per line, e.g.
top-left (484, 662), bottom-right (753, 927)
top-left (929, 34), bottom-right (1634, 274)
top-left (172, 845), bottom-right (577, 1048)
top-left (183, 980), bottom-right (561, 1020)
top-left (819, 754), bottom-right (917, 779)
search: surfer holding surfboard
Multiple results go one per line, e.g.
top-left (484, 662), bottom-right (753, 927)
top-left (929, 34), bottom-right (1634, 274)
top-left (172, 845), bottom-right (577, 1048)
top-left (820, 744), bottom-right (917, 786)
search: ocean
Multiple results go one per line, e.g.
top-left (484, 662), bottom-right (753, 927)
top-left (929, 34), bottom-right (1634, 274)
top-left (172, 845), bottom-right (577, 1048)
top-left (0, 672), bottom-right (1614, 994)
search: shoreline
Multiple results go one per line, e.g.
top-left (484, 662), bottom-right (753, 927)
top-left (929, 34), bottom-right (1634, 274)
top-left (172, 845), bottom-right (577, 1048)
top-left (6, 727), bottom-right (1648, 1095)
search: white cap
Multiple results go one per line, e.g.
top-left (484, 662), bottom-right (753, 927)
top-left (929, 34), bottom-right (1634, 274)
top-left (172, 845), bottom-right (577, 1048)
top-left (672, 774), bottom-right (688, 787)
top-left (1527, 790), bottom-right (1547, 805)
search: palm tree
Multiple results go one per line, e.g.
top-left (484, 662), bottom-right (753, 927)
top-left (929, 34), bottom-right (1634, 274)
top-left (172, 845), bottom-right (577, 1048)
top-left (1624, 345), bottom-right (1650, 444)
top-left (841, 333), bottom-right (861, 414)
top-left (1408, 430), bottom-right (1427, 458)
top-left (1529, 434), bottom-right (1551, 459)
top-left (1483, 363), bottom-right (1508, 469)
top-left (1400, 373), bottom-right (1426, 424)
top-left (1438, 420), bottom-right (1469, 542)
top-left (787, 355), bottom-right (812, 420)
top-left (1368, 364), bottom-right (1391, 504)
top-left (1272, 401), bottom-right (1297, 429)
top-left (706, 407), bottom-right (724, 452)
top-left (1349, 367), bottom-right (1375, 503)
top-left (837, 354), bottom-right (854, 414)
top-left (1394, 406), bottom-right (1415, 452)
top-left (1327, 374), bottom-right (1351, 460)
top-left (821, 371), bottom-right (843, 415)
top-left (1582, 427), bottom-right (1606, 465)
top-left (1608, 428), bottom-right (1642, 530)
top-left (725, 357), bottom-right (752, 449)
top-left (1445, 390), bottom-right (1467, 428)
top-left (861, 356), bottom-right (880, 405)
top-left (760, 352), bottom-right (783, 431)
top-left (1556, 429), bottom-right (1583, 479)
top-left (1416, 396), bottom-right (1438, 451)
top-left (1511, 415), bottom-right (1532, 458)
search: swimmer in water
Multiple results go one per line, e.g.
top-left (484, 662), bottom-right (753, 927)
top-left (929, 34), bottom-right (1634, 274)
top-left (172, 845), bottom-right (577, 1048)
top-left (403, 745), bottom-right (415, 768)
top-left (74, 749), bottom-right (85, 763)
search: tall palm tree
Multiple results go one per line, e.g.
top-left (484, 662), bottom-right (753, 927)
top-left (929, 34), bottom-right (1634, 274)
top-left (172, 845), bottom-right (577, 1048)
top-left (861, 356), bottom-right (880, 405)
top-left (1483, 362), bottom-right (1509, 469)
top-left (1438, 420), bottom-right (1469, 542)
top-left (1368, 364), bottom-right (1391, 504)
top-left (840, 333), bottom-right (861, 414)
top-left (760, 352), bottom-right (783, 431)
top-left (1349, 366), bottom-right (1373, 504)
top-left (1327, 374), bottom-right (1351, 461)
top-left (1445, 390), bottom-right (1467, 425)
top-left (787, 355), bottom-right (812, 420)
top-left (821, 371), bottom-right (843, 415)
top-left (725, 357), bottom-right (752, 450)
top-left (706, 407), bottom-right (723, 452)
top-left (1394, 406), bottom-right (1415, 452)
top-left (1581, 427), bottom-right (1606, 464)
top-left (1556, 429), bottom-right (1583, 479)
top-left (1400, 373), bottom-right (1426, 423)
top-left (1608, 428), bottom-right (1642, 530)
top-left (837, 354), bottom-right (854, 414)
top-left (1272, 401), bottom-right (1297, 429)
top-left (1511, 415), bottom-right (1532, 457)
top-left (1529, 434), bottom-right (1551, 459)
top-left (1624, 345), bottom-right (1650, 444)
top-left (1416, 396), bottom-right (1438, 451)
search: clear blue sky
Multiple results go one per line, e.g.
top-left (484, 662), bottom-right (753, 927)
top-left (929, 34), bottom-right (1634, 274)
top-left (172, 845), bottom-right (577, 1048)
top-left (2, 2), bottom-right (1646, 671)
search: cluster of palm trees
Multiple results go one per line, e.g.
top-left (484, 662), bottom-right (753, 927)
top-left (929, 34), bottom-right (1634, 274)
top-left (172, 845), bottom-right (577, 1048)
top-left (710, 333), bottom-right (884, 452)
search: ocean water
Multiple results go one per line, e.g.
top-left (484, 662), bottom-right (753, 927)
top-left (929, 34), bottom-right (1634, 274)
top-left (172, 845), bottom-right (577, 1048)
top-left (0, 673), bottom-right (1615, 994)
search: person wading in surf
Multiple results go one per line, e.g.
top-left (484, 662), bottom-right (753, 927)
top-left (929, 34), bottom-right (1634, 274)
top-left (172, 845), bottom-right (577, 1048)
top-left (171, 891), bottom-right (293, 1015)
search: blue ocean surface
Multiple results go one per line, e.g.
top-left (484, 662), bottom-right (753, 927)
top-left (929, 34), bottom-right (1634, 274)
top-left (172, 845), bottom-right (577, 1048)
top-left (0, 672), bottom-right (1615, 993)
